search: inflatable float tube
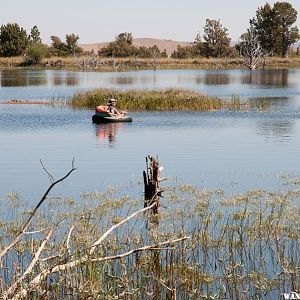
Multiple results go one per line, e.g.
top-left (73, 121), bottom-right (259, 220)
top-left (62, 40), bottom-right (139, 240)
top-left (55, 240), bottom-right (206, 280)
top-left (92, 105), bottom-right (133, 123)
top-left (92, 113), bottom-right (133, 123)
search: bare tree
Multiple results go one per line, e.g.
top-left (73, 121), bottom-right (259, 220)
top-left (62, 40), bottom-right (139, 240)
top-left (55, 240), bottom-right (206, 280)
top-left (238, 24), bottom-right (268, 70)
top-left (75, 55), bottom-right (103, 71)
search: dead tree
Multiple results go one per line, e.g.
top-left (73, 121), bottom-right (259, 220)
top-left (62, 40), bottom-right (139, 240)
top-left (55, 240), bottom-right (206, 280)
top-left (75, 56), bottom-right (102, 71)
top-left (239, 24), bottom-right (268, 70)
top-left (143, 156), bottom-right (166, 216)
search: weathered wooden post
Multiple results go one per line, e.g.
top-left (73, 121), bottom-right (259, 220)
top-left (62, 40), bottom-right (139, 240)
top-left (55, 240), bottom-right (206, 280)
top-left (143, 155), bottom-right (166, 297)
top-left (143, 155), bottom-right (165, 217)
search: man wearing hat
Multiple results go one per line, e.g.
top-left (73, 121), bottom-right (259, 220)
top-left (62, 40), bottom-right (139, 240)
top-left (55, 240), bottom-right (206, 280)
top-left (107, 98), bottom-right (120, 116)
top-left (107, 99), bottom-right (127, 117)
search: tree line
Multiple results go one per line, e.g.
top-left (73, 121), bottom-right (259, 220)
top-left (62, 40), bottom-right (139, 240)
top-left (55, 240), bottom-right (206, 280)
top-left (171, 2), bottom-right (299, 61)
top-left (0, 1), bottom-right (299, 66)
top-left (98, 32), bottom-right (168, 58)
top-left (0, 23), bottom-right (83, 63)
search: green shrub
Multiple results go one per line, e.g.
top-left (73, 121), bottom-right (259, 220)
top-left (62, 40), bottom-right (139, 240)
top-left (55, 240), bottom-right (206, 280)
top-left (26, 42), bottom-right (48, 64)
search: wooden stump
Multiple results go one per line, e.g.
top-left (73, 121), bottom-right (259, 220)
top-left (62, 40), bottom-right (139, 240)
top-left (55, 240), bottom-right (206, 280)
top-left (143, 155), bottom-right (165, 218)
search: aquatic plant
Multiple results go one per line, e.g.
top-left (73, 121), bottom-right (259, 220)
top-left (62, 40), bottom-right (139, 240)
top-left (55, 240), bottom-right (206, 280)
top-left (70, 88), bottom-right (270, 111)
top-left (0, 177), bottom-right (299, 298)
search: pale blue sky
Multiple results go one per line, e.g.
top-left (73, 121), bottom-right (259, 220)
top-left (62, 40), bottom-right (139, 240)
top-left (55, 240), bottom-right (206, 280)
top-left (1, 0), bottom-right (300, 44)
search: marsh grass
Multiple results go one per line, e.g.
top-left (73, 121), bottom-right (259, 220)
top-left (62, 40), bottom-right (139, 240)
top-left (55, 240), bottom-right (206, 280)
top-left (70, 88), bottom-right (271, 111)
top-left (0, 182), bottom-right (299, 299)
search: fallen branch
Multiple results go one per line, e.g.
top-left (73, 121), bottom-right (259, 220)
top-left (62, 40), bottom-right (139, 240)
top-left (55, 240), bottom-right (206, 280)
top-left (5, 227), bottom-right (55, 299)
top-left (66, 224), bottom-right (76, 255)
top-left (13, 236), bottom-right (190, 300)
top-left (0, 159), bottom-right (76, 260)
top-left (89, 202), bottom-right (156, 255)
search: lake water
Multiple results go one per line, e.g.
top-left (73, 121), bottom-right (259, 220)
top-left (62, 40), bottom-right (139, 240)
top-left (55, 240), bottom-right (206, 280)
top-left (1, 68), bottom-right (300, 203)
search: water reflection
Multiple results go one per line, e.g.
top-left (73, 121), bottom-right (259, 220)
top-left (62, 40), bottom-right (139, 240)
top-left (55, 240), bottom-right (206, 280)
top-left (52, 73), bottom-right (79, 86)
top-left (196, 73), bottom-right (230, 85)
top-left (1, 69), bottom-right (300, 107)
top-left (256, 119), bottom-right (294, 142)
top-left (0, 70), bottom-right (47, 87)
top-left (242, 69), bottom-right (289, 87)
top-left (95, 123), bottom-right (125, 143)
top-left (114, 77), bottom-right (134, 85)
top-left (249, 96), bottom-right (290, 109)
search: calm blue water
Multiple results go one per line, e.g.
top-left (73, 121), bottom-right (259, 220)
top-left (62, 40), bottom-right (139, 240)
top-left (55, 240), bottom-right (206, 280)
top-left (1, 68), bottom-right (300, 203)
top-left (1, 68), bottom-right (300, 100)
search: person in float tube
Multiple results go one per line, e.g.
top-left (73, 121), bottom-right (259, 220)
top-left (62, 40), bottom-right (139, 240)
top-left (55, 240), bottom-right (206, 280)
top-left (107, 99), bottom-right (126, 117)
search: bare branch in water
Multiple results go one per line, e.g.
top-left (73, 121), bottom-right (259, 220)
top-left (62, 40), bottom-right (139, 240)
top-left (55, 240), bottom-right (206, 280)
top-left (0, 159), bottom-right (76, 261)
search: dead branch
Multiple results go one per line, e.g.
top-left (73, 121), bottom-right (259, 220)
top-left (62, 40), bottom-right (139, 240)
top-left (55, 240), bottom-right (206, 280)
top-left (13, 236), bottom-right (190, 300)
top-left (4, 228), bottom-right (55, 299)
top-left (40, 255), bottom-right (60, 262)
top-left (0, 159), bottom-right (76, 261)
top-left (239, 24), bottom-right (268, 70)
top-left (66, 224), bottom-right (76, 255)
top-left (75, 56), bottom-right (103, 71)
top-left (40, 159), bottom-right (54, 183)
top-left (89, 202), bottom-right (156, 255)
top-left (24, 226), bottom-right (55, 235)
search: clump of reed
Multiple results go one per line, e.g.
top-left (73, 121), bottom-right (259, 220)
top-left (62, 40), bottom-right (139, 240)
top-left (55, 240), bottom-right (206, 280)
top-left (0, 180), bottom-right (299, 299)
top-left (71, 88), bottom-right (269, 111)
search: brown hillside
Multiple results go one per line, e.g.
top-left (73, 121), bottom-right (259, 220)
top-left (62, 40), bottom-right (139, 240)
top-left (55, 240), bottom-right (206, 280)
top-left (80, 38), bottom-right (192, 56)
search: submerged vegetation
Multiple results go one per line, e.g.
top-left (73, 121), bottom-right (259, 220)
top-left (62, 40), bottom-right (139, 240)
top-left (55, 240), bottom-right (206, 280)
top-left (0, 178), bottom-right (299, 298)
top-left (71, 88), bottom-right (273, 111)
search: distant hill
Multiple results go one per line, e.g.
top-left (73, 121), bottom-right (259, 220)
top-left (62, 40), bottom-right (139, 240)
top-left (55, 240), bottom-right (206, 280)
top-left (80, 38), bottom-right (192, 56)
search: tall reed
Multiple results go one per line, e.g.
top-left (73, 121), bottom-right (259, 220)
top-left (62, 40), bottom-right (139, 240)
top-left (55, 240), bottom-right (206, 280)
top-left (0, 182), bottom-right (299, 299)
top-left (71, 88), bottom-right (269, 111)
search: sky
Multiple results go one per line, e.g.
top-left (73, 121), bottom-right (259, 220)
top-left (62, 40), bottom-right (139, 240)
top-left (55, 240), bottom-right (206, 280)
top-left (1, 0), bottom-right (300, 44)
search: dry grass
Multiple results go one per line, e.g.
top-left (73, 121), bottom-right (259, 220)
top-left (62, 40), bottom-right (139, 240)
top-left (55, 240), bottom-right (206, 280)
top-left (1, 55), bottom-right (300, 71)
top-left (0, 56), bottom-right (25, 68)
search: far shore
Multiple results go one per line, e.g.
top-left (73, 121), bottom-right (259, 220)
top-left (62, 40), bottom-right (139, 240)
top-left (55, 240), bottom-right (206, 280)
top-left (1, 56), bottom-right (300, 72)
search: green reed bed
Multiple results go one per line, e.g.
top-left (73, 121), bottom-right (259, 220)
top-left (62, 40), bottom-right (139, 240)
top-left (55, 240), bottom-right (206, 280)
top-left (0, 182), bottom-right (299, 299)
top-left (70, 88), bottom-right (272, 112)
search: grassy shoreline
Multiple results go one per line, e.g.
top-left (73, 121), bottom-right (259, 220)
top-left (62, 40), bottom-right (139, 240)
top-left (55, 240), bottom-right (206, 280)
top-left (1, 56), bottom-right (300, 71)
top-left (70, 88), bottom-right (271, 111)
